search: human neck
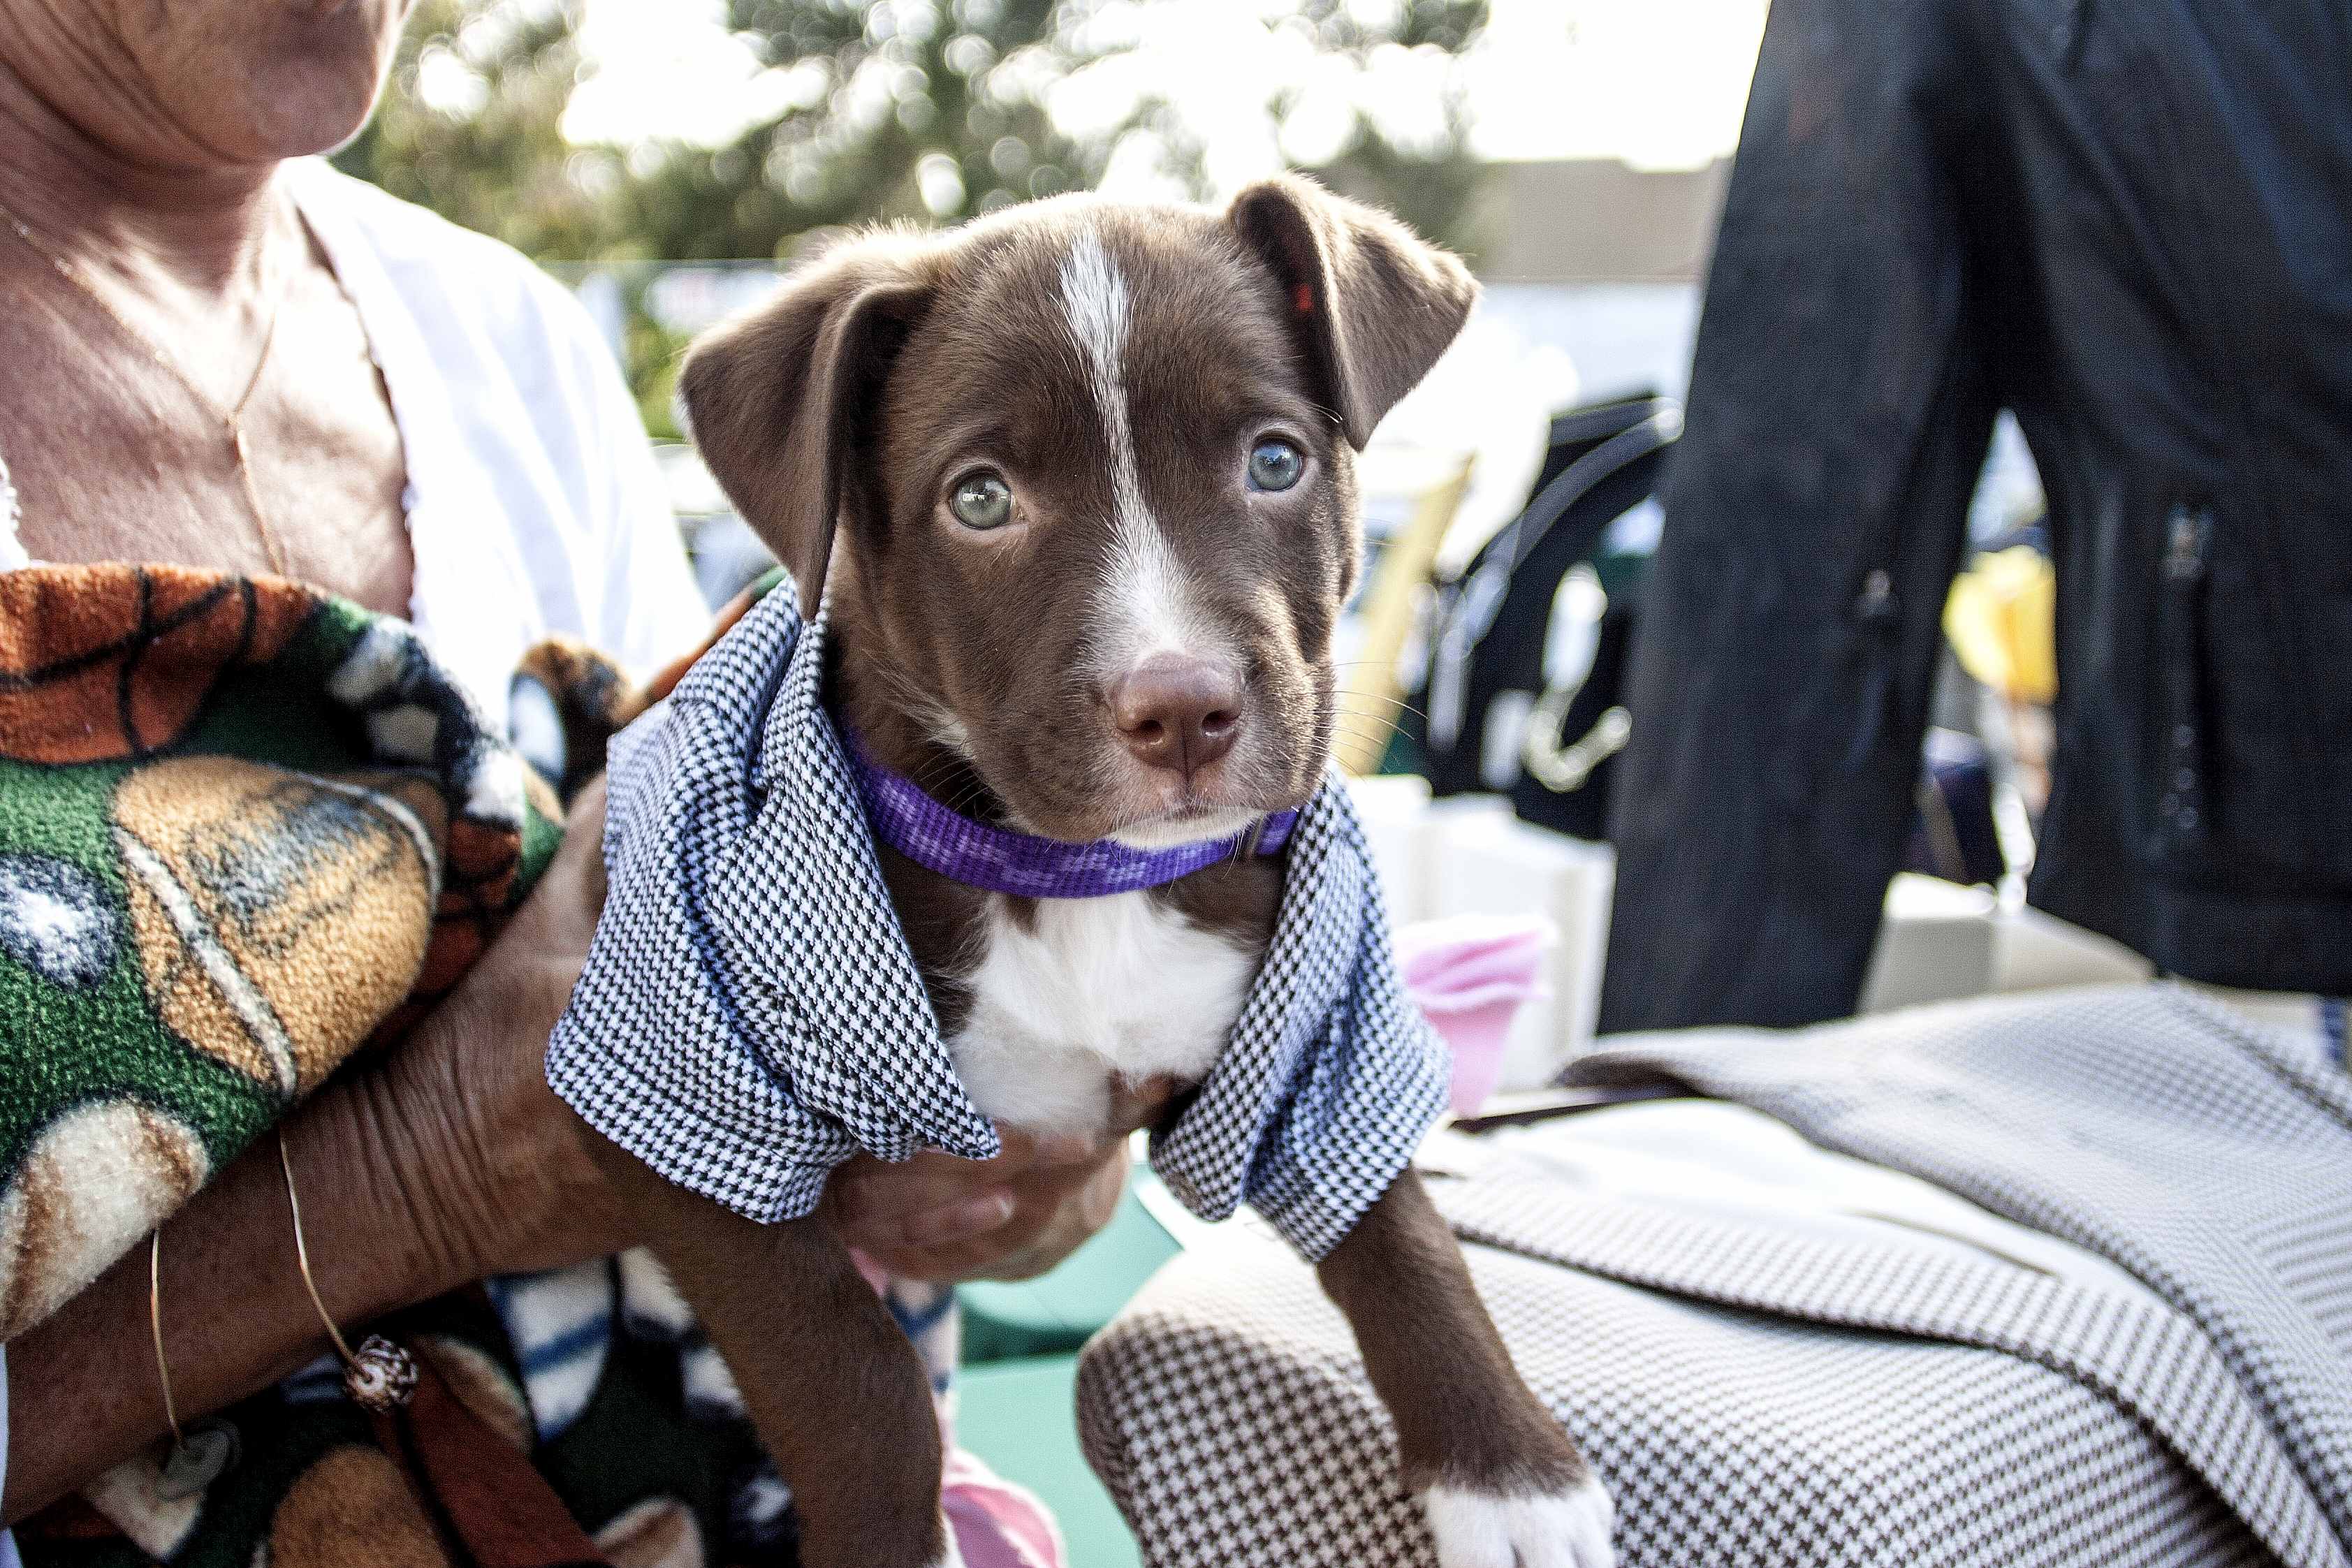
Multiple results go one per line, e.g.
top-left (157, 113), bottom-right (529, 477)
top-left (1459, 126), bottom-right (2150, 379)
top-left (0, 52), bottom-right (283, 297)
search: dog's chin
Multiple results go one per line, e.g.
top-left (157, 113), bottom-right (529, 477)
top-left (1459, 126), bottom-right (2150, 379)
top-left (1007, 796), bottom-right (1274, 850)
top-left (1104, 804), bottom-right (1271, 851)
top-left (1102, 744), bottom-right (1331, 849)
top-left (994, 756), bottom-right (1317, 851)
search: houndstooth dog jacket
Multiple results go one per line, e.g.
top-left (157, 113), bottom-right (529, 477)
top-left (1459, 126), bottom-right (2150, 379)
top-left (545, 587), bottom-right (1451, 1259)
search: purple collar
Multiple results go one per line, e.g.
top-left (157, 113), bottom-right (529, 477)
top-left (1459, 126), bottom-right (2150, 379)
top-left (841, 729), bottom-right (1297, 899)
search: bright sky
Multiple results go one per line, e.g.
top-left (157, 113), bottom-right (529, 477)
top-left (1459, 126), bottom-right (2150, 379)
top-left (561, 0), bottom-right (1771, 187)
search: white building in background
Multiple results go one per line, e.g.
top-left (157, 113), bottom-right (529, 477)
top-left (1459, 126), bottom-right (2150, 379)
top-left (1367, 158), bottom-right (1725, 569)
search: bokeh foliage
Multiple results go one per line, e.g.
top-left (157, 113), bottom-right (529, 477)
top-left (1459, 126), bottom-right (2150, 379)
top-left (335, 0), bottom-right (1489, 428)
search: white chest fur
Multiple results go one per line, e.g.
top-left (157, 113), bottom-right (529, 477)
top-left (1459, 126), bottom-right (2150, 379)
top-left (947, 891), bottom-right (1259, 1134)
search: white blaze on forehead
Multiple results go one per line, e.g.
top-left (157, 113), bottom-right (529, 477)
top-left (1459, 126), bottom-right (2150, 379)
top-left (1058, 228), bottom-right (1215, 671)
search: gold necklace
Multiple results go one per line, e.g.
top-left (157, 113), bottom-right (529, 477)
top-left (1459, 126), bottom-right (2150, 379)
top-left (0, 194), bottom-right (293, 576)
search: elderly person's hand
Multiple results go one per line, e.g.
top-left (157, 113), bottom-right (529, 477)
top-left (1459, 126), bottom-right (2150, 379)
top-left (374, 773), bottom-right (1164, 1290)
top-left (403, 767), bottom-right (1169, 1288)
top-left (830, 1075), bottom-right (1176, 1283)
top-left (296, 775), bottom-right (1164, 1291)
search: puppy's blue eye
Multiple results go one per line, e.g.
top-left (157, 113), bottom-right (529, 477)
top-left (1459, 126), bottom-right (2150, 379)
top-left (1248, 439), bottom-right (1304, 492)
top-left (949, 471), bottom-right (1014, 529)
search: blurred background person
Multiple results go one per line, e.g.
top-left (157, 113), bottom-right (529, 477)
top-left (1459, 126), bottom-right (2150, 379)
top-left (1600, 0), bottom-right (2351, 1039)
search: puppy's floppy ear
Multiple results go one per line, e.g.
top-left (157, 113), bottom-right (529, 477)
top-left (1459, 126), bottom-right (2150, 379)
top-left (1227, 175), bottom-right (1477, 450)
top-left (678, 247), bottom-right (933, 619)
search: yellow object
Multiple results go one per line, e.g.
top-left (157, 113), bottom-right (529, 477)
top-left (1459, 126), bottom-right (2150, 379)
top-left (1945, 544), bottom-right (2058, 705)
top-left (1334, 456), bottom-right (1474, 775)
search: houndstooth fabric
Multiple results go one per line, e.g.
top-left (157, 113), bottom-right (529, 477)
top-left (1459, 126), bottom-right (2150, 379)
top-left (1079, 985), bottom-right (2352, 1567)
top-left (546, 587), bottom-right (1449, 1258)
top-left (1579, 984), bottom-right (2352, 1556)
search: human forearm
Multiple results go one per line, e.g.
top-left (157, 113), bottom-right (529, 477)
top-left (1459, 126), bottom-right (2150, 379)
top-left (1, 1075), bottom-right (467, 1523)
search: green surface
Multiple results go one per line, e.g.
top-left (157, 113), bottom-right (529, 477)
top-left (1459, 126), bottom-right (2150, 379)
top-left (958, 1354), bottom-right (1141, 1568)
top-left (961, 1186), bottom-right (1182, 1363)
top-left (954, 1179), bottom-right (1179, 1565)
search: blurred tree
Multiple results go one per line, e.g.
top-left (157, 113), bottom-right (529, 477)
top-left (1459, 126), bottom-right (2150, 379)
top-left (634, 0), bottom-right (1106, 256)
top-left (339, 0), bottom-right (1490, 261)
top-left (1273, 0), bottom-right (1489, 262)
top-left (335, 0), bottom-right (616, 258)
top-left (335, 0), bottom-right (1491, 427)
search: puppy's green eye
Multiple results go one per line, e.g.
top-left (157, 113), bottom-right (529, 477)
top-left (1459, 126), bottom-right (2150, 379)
top-left (1248, 439), bottom-right (1304, 492)
top-left (949, 471), bottom-right (1014, 530)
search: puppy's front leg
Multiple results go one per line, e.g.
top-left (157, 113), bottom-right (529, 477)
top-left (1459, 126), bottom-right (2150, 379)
top-left (1318, 1170), bottom-right (1615, 1568)
top-left (591, 1145), bottom-right (955, 1568)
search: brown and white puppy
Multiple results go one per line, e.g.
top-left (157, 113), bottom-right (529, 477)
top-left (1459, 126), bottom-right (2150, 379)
top-left (594, 179), bottom-right (1614, 1568)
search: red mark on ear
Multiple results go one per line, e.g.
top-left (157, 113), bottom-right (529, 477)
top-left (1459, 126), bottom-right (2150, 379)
top-left (1294, 284), bottom-right (1316, 316)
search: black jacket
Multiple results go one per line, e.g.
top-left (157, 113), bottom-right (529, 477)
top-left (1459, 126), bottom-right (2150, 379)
top-left (1599, 0), bottom-right (2352, 1031)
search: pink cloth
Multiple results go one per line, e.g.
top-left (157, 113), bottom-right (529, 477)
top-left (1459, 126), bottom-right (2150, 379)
top-left (1396, 915), bottom-right (1555, 1116)
top-left (942, 1446), bottom-right (1069, 1568)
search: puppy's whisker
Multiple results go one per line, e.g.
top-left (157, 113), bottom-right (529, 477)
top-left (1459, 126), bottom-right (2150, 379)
top-left (901, 768), bottom-right (974, 807)
top-left (903, 756), bottom-right (971, 795)
top-left (1334, 704), bottom-right (1405, 724)
top-left (1332, 716), bottom-right (1420, 740)
top-left (941, 780), bottom-right (1003, 823)
top-left (1334, 695), bottom-right (1430, 723)
top-left (932, 775), bottom-right (984, 812)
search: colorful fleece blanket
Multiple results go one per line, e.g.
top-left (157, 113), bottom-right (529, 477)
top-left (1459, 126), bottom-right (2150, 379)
top-left (0, 564), bottom-right (565, 1342)
top-left (0, 565), bottom-right (1054, 1568)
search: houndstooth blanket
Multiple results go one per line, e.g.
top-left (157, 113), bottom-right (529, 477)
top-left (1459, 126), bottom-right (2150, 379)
top-left (1078, 985), bottom-right (2352, 1567)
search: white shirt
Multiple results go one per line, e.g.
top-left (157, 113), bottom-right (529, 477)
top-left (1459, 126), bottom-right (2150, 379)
top-left (0, 159), bottom-right (708, 710)
top-left (0, 160), bottom-right (708, 1545)
top-left (288, 161), bottom-right (709, 709)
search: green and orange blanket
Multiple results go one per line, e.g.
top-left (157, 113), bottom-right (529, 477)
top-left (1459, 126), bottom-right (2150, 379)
top-left (0, 564), bottom-right (573, 1342)
top-left (0, 564), bottom-right (790, 1568)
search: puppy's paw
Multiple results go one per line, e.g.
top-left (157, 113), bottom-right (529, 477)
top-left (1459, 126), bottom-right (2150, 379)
top-left (1424, 1477), bottom-right (1616, 1568)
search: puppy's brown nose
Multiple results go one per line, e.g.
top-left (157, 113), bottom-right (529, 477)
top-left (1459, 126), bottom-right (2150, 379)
top-left (1111, 656), bottom-right (1243, 776)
